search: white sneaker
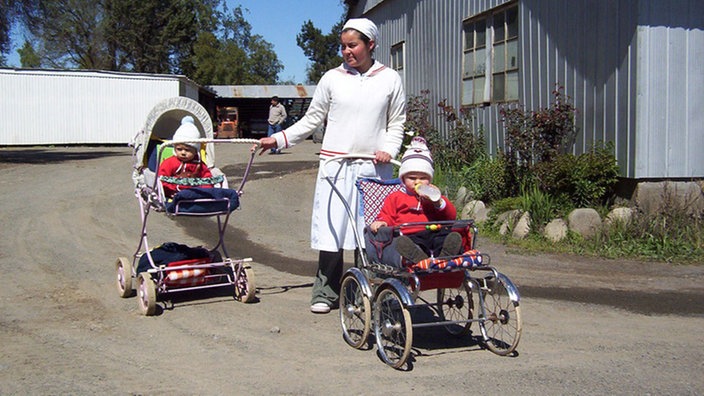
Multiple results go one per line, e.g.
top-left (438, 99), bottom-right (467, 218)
top-left (310, 302), bottom-right (331, 314)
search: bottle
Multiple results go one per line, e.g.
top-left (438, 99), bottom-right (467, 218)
top-left (415, 183), bottom-right (441, 202)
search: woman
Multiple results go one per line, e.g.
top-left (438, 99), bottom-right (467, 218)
top-left (257, 18), bottom-right (406, 314)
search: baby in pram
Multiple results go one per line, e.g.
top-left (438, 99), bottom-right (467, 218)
top-left (366, 137), bottom-right (463, 267)
top-left (158, 116), bottom-right (214, 197)
top-left (157, 116), bottom-right (239, 214)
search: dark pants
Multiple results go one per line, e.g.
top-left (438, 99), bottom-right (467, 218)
top-left (310, 249), bottom-right (343, 306)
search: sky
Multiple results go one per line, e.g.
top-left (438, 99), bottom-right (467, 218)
top-left (5, 0), bottom-right (346, 84)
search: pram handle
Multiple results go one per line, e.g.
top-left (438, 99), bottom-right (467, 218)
top-left (320, 154), bottom-right (401, 178)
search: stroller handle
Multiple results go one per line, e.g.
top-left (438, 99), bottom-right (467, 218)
top-left (321, 154), bottom-right (401, 178)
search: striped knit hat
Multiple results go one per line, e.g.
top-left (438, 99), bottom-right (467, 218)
top-left (399, 137), bottom-right (434, 179)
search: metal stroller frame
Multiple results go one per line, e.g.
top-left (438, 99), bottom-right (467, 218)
top-left (323, 154), bottom-right (522, 369)
top-left (115, 97), bottom-right (260, 315)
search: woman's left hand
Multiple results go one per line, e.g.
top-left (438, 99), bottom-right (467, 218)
top-left (373, 151), bottom-right (392, 163)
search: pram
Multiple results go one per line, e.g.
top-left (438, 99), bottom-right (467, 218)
top-left (115, 97), bottom-right (260, 316)
top-left (324, 154), bottom-right (522, 369)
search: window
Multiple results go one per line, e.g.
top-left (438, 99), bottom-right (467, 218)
top-left (391, 42), bottom-right (405, 82)
top-left (462, 5), bottom-right (518, 105)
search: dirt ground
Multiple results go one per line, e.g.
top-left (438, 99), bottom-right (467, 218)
top-left (0, 140), bottom-right (702, 395)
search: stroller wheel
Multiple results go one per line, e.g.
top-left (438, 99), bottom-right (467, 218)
top-left (137, 273), bottom-right (157, 316)
top-left (115, 257), bottom-right (134, 298)
top-left (233, 263), bottom-right (256, 303)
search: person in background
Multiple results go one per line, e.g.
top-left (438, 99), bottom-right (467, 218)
top-left (256, 18), bottom-right (406, 314)
top-left (267, 96), bottom-right (287, 154)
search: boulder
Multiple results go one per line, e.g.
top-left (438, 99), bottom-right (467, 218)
top-left (567, 208), bottom-right (602, 238)
top-left (512, 211), bottom-right (531, 239)
top-left (544, 218), bottom-right (568, 242)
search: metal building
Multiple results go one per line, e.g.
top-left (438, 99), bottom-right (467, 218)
top-left (349, 0), bottom-right (704, 179)
top-left (0, 68), bottom-right (205, 145)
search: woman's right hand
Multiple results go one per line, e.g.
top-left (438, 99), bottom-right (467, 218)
top-left (256, 137), bottom-right (277, 155)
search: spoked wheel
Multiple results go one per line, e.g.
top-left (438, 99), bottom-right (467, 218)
top-left (233, 262), bottom-right (256, 303)
top-left (115, 257), bottom-right (134, 298)
top-left (339, 274), bottom-right (371, 349)
top-left (437, 280), bottom-right (473, 336)
top-left (478, 274), bottom-right (522, 355)
top-left (373, 287), bottom-right (412, 369)
top-left (137, 273), bottom-right (157, 316)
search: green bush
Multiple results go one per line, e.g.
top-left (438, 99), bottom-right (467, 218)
top-left (534, 143), bottom-right (619, 207)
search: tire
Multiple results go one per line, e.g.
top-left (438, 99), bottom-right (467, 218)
top-left (478, 274), bottom-right (522, 355)
top-left (340, 274), bottom-right (371, 349)
top-left (115, 257), bottom-right (134, 298)
top-left (137, 273), bottom-right (157, 316)
top-left (437, 280), bottom-right (473, 336)
top-left (373, 287), bottom-right (413, 369)
top-left (233, 263), bottom-right (256, 303)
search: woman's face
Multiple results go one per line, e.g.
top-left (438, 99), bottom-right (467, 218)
top-left (340, 30), bottom-right (374, 73)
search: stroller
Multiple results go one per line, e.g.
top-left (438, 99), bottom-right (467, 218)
top-left (115, 97), bottom-right (260, 316)
top-left (323, 154), bottom-right (522, 369)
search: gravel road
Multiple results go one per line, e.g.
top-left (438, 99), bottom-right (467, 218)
top-left (0, 141), bottom-right (702, 395)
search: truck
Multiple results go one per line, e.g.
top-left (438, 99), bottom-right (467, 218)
top-left (215, 106), bottom-right (240, 138)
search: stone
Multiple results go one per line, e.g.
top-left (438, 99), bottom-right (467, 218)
top-left (544, 218), bottom-right (568, 242)
top-left (455, 186), bottom-right (468, 207)
top-left (461, 200), bottom-right (485, 220)
top-left (605, 207), bottom-right (634, 226)
top-left (567, 208), bottom-right (602, 238)
top-left (512, 211), bottom-right (531, 239)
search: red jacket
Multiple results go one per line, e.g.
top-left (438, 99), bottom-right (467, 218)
top-left (375, 189), bottom-right (457, 233)
top-left (157, 156), bottom-right (213, 197)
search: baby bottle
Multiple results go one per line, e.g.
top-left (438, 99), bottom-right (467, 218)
top-left (415, 183), bottom-right (442, 202)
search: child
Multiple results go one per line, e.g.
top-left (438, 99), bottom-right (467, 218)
top-left (157, 116), bottom-right (213, 198)
top-left (368, 137), bottom-right (463, 266)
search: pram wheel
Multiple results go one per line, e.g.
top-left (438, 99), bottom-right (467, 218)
top-left (478, 274), bottom-right (522, 355)
top-left (340, 273), bottom-right (371, 349)
top-left (437, 280), bottom-right (473, 336)
top-left (115, 257), bottom-right (134, 298)
top-left (373, 287), bottom-right (413, 369)
top-left (137, 273), bottom-right (157, 316)
top-left (233, 263), bottom-right (256, 303)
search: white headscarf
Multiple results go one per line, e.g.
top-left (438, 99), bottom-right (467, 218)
top-left (342, 18), bottom-right (379, 44)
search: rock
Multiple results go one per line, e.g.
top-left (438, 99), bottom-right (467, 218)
top-left (567, 208), bottom-right (602, 238)
top-left (512, 211), bottom-right (531, 239)
top-left (455, 186), bottom-right (468, 207)
top-left (496, 209), bottom-right (522, 236)
top-left (461, 200), bottom-right (485, 220)
top-left (544, 218), bottom-right (568, 242)
top-left (605, 207), bottom-right (634, 226)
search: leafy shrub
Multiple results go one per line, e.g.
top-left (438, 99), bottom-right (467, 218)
top-left (534, 143), bottom-right (619, 207)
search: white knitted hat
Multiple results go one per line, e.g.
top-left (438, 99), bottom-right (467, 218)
top-left (399, 137), bottom-right (434, 179)
top-left (172, 116), bottom-right (200, 151)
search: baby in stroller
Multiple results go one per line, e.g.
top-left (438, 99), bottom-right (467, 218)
top-left (156, 116), bottom-right (239, 214)
top-left (157, 115), bottom-right (214, 197)
top-left (366, 137), bottom-right (463, 268)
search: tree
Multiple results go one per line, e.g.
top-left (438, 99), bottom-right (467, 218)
top-left (10, 0), bottom-right (283, 84)
top-left (17, 39), bottom-right (40, 67)
top-left (296, 19), bottom-right (344, 84)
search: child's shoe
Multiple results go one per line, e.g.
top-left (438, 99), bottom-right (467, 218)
top-left (395, 235), bottom-right (429, 263)
top-left (439, 232), bottom-right (463, 257)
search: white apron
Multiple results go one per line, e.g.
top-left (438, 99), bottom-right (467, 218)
top-left (311, 158), bottom-right (393, 252)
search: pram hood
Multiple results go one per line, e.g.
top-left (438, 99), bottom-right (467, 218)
top-left (131, 96), bottom-right (216, 170)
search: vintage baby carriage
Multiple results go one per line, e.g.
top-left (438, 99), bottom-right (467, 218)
top-left (115, 96), bottom-right (260, 316)
top-left (323, 154), bottom-right (522, 369)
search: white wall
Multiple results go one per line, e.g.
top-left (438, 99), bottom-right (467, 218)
top-left (0, 69), bottom-right (196, 145)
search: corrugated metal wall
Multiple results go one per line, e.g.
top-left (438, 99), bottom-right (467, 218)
top-left (634, 0), bottom-right (704, 178)
top-left (0, 69), bottom-right (196, 145)
top-left (351, 0), bottom-right (704, 179)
